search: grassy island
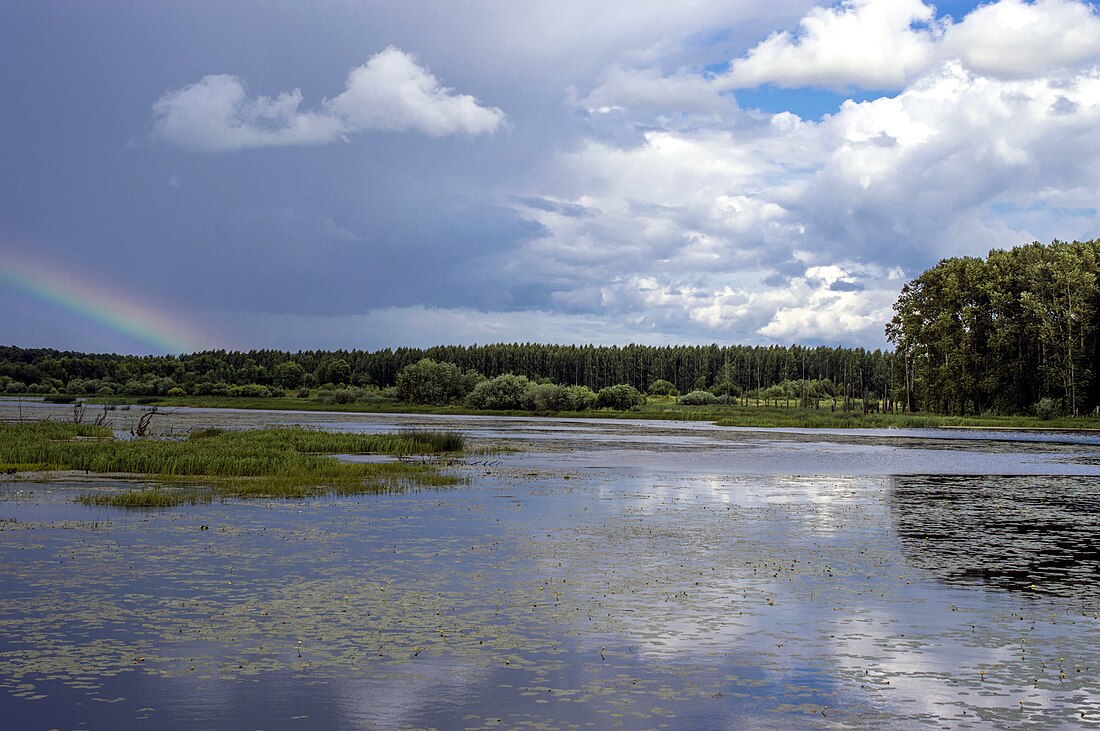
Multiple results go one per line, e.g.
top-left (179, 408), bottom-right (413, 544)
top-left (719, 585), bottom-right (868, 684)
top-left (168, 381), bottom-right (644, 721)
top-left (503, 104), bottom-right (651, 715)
top-left (0, 421), bottom-right (465, 506)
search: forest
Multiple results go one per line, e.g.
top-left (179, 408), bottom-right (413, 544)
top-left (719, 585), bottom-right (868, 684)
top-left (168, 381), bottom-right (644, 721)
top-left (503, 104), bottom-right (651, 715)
top-left (886, 239), bottom-right (1099, 417)
top-left (0, 342), bottom-right (892, 410)
top-left (1, 239), bottom-right (1096, 417)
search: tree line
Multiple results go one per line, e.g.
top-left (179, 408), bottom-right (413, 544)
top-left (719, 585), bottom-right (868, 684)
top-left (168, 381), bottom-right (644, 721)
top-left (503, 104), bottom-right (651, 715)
top-left (2, 239), bottom-right (1095, 417)
top-left (886, 239), bottom-right (1099, 417)
top-left (0, 342), bottom-right (894, 410)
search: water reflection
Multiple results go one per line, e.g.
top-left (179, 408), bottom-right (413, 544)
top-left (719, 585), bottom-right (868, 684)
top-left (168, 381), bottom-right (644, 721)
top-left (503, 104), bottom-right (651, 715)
top-left (890, 475), bottom-right (1100, 600)
top-left (5, 405), bottom-right (1100, 728)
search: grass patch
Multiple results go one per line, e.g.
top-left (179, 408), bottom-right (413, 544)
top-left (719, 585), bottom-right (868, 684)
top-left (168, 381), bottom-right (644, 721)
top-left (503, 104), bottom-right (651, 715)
top-left (78, 486), bottom-right (214, 508)
top-left (1, 422), bottom-right (466, 506)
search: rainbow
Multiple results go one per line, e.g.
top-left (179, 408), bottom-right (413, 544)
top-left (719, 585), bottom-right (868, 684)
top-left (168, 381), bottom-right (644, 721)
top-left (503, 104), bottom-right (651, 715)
top-left (0, 246), bottom-right (212, 355)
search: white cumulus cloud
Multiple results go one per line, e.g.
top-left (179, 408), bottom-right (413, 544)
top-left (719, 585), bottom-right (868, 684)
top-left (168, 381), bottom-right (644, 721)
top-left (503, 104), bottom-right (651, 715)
top-left (943, 0), bottom-right (1100, 78)
top-left (724, 0), bottom-right (939, 90)
top-left (152, 47), bottom-right (505, 152)
top-left (722, 0), bottom-right (1100, 92)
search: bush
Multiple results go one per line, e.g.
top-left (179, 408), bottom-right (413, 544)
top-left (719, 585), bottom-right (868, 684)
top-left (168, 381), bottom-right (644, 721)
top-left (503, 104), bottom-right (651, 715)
top-left (647, 379), bottom-right (679, 397)
top-left (679, 390), bottom-right (719, 405)
top-left (167, 387), bottom-right (187, 397)
top-left (331, 389), bottom-right (357, 404)
top-left (396, 359), bottom-right (477, 405)
top-left (227, 384), bottom-right (271, 398)
top-left (466, 374), bottom-right (533, 410)
top-left (121, 380), bottom-right (154, 397)
top-left (710, 380), bottom-right (741, 398)
top-left (564, 385), bottom-right (598, 411)
top-left (524, 382), bottom-right (569, 411)
top-left (296, 388), bottom-right (311, 398)
top-left (1034, 397), bottom-right (1062, 420)
top-left (97, 385), bottom-right (115, 396)
top-left (596, 384), bottom-right (646, 410)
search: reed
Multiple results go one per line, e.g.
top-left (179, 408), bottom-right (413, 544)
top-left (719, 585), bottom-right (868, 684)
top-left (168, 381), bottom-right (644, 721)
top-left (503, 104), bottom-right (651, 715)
top-left (78, 486), bottom-right (214, 508)
top-left (1, 422), bottom-right (466, 505)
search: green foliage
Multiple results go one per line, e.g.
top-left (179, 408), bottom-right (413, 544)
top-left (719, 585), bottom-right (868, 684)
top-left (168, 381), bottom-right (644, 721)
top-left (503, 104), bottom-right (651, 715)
top-left (563, 385), bottom-right (598, 411)
top-left (678, 390), bottom-right (719, 405)
top-left (647, 379), bottom-right (678, 397)
top-left (227, 384), bottom-right (272, 398)
top-left (79, 487), bottom-right (213, 508)
top-left (710, 380), bottom-right (741, 398)
top-left (1, 422), bottom-right (465, 503)
top-left (273, 360), bottom-right (306, 390)
top-left (1034, 397), bottom-right (1062, 420)
top-left (315, 358), bottom-right (351, 386)
top-left (396, 358), bottom-right (475, 405)
top-left (398, 429), bottom-right (466, 452)
top-left (465, 373), bottom-right (533, 410)
top-left (596, 384), bottom-right (646, 410)
top-left (331, 389), bottom-right (358, 404)
top-left (521, 382), bottom-right (564, 411)
top-left (0, 341), bottom-right (903, 416)
top-left (888, 239), bottom-right (1100, 416)
top-left (167, 387), bottom-right (187, 397)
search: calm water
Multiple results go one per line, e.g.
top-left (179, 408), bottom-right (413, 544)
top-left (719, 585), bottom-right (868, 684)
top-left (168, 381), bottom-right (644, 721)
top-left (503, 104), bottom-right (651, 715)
top-left (2, 404), bottom-right (1100, 729)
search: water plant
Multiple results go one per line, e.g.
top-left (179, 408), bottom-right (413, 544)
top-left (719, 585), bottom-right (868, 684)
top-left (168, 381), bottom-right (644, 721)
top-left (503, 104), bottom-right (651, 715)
top-left (0, 422), bottom-right (466, 504)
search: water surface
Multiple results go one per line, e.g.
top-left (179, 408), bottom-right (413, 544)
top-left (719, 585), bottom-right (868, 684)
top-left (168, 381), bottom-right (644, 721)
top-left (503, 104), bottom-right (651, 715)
top-left (2, 404), bottom-right (1099, 729)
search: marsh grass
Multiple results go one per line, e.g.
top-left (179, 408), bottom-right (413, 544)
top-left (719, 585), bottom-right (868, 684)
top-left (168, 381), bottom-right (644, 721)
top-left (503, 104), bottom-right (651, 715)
top-left (714, 409), bottom-right (947, 429)
top-left (1, 422), bottom-right (466, 505)
top-left (78, 486), bottom-right (214, 508)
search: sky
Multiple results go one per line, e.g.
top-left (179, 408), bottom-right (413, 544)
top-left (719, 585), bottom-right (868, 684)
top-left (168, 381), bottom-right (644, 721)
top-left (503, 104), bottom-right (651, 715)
top-left (2, 0), bottom-right (1099, 355)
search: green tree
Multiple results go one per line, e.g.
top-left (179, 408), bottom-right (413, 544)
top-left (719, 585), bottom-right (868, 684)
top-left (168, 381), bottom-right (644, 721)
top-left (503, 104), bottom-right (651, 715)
top-left (596, 384), bottom-right (646, 410)
top-left (465, 374), bottom-right (532, 410)
top-left (396, 359), bottom-right (470, 405)
top-left (647, 379), bottom-right (678, 397)
top-left (273, 361), bottom-right (306, 390)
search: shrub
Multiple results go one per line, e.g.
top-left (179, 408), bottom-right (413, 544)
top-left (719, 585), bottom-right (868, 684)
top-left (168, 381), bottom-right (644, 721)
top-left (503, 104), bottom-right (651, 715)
top-left (679, 390), bottom-right (719, 405)
top-left (167, 387), bottom-right (187, 397)
top-left (227, 384), bottom-right (271, 398)
top-left (466, 374), bottom-right (533, 410)
top-left (397, 359), bottom-right (477, 405)
top-left (647, 379), bottom-right (679, 397)
top-left (122, 380), bottom-right (155, 397)
top-left (1034, 397), bottom-right (1062, 420)
top-left (331, 389), bottom-right (357, 404)
top-left (596, 384), bottom-right (646, 410)
top-left (564, 385), bottom-right (598, 411)
top-left (97, 385), bottom-right (115, 396)
top-left (710, 380), bottom-right (741, 398)
top-left (523, 382), bottom-right (566, 411)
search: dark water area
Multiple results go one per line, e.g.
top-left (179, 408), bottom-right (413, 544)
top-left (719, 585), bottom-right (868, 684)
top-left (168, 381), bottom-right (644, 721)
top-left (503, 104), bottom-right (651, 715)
top-left (2, 405), bottom-right (1100, 729)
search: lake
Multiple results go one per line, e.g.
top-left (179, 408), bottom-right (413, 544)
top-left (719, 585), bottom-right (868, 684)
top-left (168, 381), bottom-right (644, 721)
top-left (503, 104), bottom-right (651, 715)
top-left (2, 402), bottom-right (1099, 729)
